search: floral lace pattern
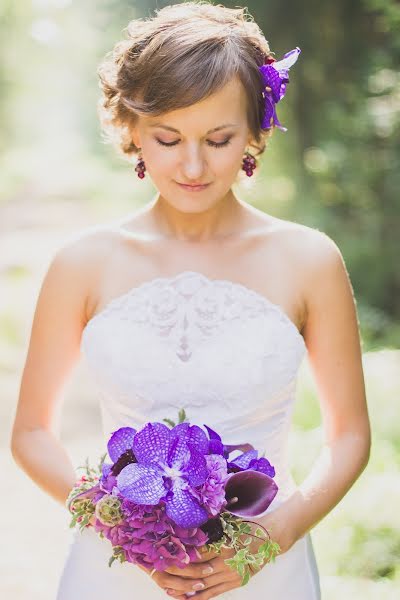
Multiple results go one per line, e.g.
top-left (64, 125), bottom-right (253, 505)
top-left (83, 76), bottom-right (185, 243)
top-left (82, 270), bottom-right (305, 361)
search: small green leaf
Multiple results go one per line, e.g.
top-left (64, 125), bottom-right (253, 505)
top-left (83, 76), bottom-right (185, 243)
top-left (108, 555), bottom-right (117, 567)
top-left (243, 537), bottom-right (252, 546)
top-left (178, 408), bottom-right (187, 423)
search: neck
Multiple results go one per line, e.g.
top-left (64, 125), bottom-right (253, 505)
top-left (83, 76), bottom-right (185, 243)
top-left (147, 189), bottom-right (246, 243)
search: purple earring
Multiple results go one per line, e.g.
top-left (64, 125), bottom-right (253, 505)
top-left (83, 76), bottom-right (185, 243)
top-left (242, 151), bottom-right (257, 177)
top-left (135, 151), bottom-right (146, 179)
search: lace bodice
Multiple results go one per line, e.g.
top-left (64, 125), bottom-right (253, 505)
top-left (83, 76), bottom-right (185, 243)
top-left (80, 270), bottom-right (307, 510)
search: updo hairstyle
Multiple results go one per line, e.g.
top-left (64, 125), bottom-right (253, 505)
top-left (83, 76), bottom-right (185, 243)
top-left (97, 1), bottom-right (275, 161)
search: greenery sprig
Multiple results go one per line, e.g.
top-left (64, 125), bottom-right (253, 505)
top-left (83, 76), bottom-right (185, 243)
top-left (205, 511), bottom-right (281, 585)
top-left (163, 408), bottom-right (188, 428)
top-left (66, 453), bottom-right (107, 532)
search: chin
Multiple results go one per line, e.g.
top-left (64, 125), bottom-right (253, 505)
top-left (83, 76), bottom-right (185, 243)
top-left (159, 190), bottom-right (219, 213)
top-left (176, 202), bottom-right (215, 214)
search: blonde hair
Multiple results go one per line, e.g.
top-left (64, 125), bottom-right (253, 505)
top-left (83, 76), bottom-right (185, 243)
top-left (97, 1), bottom-right (275, 161)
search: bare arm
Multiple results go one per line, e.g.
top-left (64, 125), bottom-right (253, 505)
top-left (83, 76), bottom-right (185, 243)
top-left (10, 237), bottom-right (93, 507)
top-left (259, 231), bottom-right (371, 549)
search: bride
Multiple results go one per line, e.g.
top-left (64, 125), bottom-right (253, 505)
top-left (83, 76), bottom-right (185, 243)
top-left (10, 2), bottom-right (371, 599)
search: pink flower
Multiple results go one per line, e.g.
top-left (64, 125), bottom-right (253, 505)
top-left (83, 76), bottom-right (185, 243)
top-left (192, 454), bottom-right (229, 516)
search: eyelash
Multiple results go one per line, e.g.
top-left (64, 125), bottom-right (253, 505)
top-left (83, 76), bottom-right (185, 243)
top-left (155, 138), bottom-right (232, 149)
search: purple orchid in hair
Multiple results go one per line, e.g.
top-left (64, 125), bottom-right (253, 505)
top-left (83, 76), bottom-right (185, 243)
top-left (116, 422), bottom-right (211, 529)
top-left (258, 47), bottom-right (301, 131)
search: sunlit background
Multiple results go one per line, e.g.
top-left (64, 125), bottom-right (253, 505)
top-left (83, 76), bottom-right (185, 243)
top-left (1, 1), bottom-right (399, 599)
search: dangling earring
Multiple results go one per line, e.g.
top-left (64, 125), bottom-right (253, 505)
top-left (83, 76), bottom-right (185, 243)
top-left (242, 150), bottom-right (257, 177)
top-left (134, 150), bottom-right (146, 179)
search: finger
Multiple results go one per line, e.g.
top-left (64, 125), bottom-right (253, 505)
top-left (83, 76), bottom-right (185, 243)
top-left (155, 573), bottom-right (207, 594)
top-left (191, 553), bottom-right (214, 563)
top-left (164, 560), bottom-right (215, 579)
top-left (195, 547), bottom-right (219, 562)
top-left (190, 579), bottom-right (240, 599)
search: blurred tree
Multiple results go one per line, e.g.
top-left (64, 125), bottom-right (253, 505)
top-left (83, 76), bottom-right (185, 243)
top-left (0, 0), bottom-right (399, 345)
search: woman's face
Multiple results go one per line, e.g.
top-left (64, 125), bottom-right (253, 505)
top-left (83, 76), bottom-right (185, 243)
top-left (131, 76), bottom-right (254, 213)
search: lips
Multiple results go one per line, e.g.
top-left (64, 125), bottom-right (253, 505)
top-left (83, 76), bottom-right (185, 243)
top-left (176, 181), bottom-right (211, 191)
top-left (177, 182), bottom-right (210, 186)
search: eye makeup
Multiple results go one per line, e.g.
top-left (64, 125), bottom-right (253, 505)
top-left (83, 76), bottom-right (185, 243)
top-left (154, 138), bottom-right (233, 149)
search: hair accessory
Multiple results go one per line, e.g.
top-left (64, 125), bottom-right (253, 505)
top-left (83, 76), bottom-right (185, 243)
top-left (242, 150), bottom-right (257, 177)
top-left (258, 47), bottom-right (301, 132)
top-left (135, 151), bottom-right (146, 179)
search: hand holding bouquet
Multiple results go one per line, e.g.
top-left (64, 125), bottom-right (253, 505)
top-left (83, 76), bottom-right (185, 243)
top-left (67, 410), bottom-right (281, 589)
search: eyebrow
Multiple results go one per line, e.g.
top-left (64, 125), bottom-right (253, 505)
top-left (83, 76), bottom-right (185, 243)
top-left (149, 123), bottom-right (239, 134)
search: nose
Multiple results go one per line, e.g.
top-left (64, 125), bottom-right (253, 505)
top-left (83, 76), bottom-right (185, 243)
top-left (181, 144), bottom-right (206, 181)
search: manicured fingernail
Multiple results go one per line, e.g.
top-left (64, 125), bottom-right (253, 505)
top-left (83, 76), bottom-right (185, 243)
top-left (202, 566), bottom-right (213, 575)
top-left (193, 582), bottom-right (205, 590)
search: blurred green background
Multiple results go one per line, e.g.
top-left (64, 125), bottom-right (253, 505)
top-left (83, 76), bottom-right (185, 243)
top-left (1, 1), bottom-right (399, 599)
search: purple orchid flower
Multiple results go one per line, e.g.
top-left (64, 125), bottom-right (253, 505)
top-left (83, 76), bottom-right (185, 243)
top-left (116, 422), bottom-right (210, 528)
top-left (258, 47), bottom-right (301, 131)
top-left (67, 427), bottom-right (139, 511)
top-left (228, 449), bottom-right (276, 478)
top-left (100, 426), bottom-right (139, 493)
top-left (202, 425), bottom-right (274, 476)
top-left (203, 424), bottom-right (255, 459)
top-left (107, 426), bottom-right (137, 462)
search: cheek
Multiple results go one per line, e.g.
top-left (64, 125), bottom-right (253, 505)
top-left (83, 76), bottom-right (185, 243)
top-left (213, 148), bottom-right (244, 175)
top-left (215, 148), bottom-right (242, 172)
top-left (145, 147), bottom-right (175, 178)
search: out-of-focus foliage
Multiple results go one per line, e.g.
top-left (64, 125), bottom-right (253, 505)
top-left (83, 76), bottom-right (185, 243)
top-left (291, 350), bottom-right (400, 597)
top-left (1, 1), bottom-right (398, 349)
top-left (1, 3), bottom-right (399, 599)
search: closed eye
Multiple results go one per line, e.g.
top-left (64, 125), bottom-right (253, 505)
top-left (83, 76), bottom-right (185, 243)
top-left (155, 138), bottom-right (232, 149)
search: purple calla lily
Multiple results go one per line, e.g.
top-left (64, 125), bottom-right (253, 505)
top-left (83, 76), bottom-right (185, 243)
top-left (224, 470), bottom-right (278, 517)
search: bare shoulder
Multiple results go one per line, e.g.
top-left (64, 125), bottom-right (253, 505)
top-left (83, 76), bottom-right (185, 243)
top-left (266, 216), bottom-right (344, 273)
top-left (257, 215), bottom-right (349, 328)
top-left (286, 221), bottom-right (346, 286)
top-left (270, 218), bottom-right (357, 340)
top-left (48, 224), bottom-right (122, 320)
top-left (50, 224), bottom-right (114, 277)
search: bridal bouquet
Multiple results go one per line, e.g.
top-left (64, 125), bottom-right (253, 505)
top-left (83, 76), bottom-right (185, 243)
top-left (67, 410), bottom-right (281, 585)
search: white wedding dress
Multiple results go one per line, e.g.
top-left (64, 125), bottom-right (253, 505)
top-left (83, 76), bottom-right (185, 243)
top-left (56, 270), bottom-right (321, 599)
